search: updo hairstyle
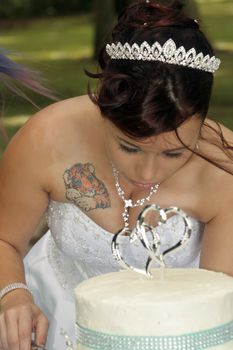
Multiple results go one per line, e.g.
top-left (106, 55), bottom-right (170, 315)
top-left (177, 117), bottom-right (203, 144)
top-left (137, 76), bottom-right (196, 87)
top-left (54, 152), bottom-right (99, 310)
top-left (89, 0), bottom-right (214, 138)
top-left (87, 0), bottom-right (233, 173)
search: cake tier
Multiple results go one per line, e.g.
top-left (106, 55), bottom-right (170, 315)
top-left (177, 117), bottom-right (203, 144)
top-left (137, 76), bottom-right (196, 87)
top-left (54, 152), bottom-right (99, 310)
top-left (75, 268), bottom-right (233, 349)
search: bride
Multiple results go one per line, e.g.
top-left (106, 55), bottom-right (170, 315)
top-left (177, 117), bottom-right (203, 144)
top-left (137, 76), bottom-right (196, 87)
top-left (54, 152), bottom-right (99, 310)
top-left (0, 1), bottom-right (233, 349)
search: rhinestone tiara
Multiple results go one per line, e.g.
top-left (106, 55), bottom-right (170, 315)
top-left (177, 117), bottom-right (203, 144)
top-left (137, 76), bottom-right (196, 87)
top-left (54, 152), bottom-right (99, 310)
top-left (106, 39), bottom-right (221, 73)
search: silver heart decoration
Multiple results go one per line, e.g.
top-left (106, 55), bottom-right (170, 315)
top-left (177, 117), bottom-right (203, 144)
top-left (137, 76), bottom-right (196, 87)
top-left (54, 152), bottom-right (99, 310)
top-left (136, 204), bottom-right (167, 272)
top-left (111, 205), bottom-right (168, 277)
top-left (111, 204), bottom-right (192, 277)
top-left (137, 205), bottom-right (192, 274)
top-left (111, 227), bottom-right (152, 277)
top-left (162, 207), bottom-right (192, 255)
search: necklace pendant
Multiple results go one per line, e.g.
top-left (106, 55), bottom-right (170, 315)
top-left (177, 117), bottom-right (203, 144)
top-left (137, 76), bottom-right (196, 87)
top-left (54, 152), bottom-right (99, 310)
top-left (112, 164), bottom-right (160, 229)
top-left (125, 199), bottom-right (133, 208)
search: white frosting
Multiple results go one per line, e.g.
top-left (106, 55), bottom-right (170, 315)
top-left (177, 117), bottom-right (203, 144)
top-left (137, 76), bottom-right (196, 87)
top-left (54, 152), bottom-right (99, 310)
top-left (75, 268), bottom-right (233, 349)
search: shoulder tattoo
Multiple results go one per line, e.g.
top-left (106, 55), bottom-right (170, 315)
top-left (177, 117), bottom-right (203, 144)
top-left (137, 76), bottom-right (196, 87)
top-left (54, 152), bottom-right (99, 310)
top-left (63, 163), bottom-right (111, 212)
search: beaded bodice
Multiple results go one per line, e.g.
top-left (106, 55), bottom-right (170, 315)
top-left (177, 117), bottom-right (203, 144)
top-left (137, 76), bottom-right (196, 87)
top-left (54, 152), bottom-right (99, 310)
top-left (47, 200), bottom-right (205, 292)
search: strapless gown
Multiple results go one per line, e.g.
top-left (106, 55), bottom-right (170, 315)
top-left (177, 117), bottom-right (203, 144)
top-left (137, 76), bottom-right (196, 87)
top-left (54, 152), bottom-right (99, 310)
top-left (24, 200), bottom-right (205, 350)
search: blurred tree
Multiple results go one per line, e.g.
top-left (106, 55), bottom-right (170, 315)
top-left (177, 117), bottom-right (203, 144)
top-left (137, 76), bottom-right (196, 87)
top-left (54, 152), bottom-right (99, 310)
top-left (184, 0), bottom-right (200, 20)
top-left (0, 0), bottom-right (30, 18)
top-left (93, 0), bottom-right (115, 60)
top-left (161, 0), bottom-right (200, 19)
top-left (30, 0), bottom-right (93, 16)
top-left (0, 0), bottom-right (93, 18)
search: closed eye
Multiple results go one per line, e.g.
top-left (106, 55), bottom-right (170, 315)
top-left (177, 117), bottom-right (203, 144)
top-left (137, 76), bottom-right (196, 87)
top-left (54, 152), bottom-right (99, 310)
top-left (163, 152), bottom-right (183, 158)
top-left (118, 144), bottom-right (140, 154)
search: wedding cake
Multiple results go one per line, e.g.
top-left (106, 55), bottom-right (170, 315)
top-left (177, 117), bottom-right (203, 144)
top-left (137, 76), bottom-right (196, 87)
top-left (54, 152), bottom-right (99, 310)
top-left (75, 268), bottom-right (233, 350)
top-left (74, 205), bottom-right (233, 349)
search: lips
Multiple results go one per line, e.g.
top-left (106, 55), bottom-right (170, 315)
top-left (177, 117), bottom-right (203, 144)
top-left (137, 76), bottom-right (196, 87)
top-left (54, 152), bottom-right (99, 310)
top-left (130, 179), bottom-right (157, 189)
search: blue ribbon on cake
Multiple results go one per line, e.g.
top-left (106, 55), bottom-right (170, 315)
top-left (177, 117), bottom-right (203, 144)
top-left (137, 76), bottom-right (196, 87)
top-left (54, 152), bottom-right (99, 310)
top-left (76, 320), bottom-right (233, 350)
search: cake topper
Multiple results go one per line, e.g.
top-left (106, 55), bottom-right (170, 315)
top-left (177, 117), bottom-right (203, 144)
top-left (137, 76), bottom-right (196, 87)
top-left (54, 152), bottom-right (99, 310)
top-left (111, 204), bottom-right (192, 277)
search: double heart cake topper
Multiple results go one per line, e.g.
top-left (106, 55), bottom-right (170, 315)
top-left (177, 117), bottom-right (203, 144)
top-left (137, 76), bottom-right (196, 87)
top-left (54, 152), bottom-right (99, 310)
top-left (111, 204), bottom-right (192, 277)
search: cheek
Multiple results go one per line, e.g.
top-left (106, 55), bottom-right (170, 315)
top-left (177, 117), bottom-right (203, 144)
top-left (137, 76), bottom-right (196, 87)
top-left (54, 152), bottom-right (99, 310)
top-left (153, 154), bottom-right (192, 177)
top-left (109, 148), bottom-right (138, 176)
top-left (106, 141), bottom-right (117, 161)
top-left (107, 144), bottom-right (127, 165)
top-left (112, 152), bottom-right (134, 170)
top-left (162, 154), bottom-right (192, 173)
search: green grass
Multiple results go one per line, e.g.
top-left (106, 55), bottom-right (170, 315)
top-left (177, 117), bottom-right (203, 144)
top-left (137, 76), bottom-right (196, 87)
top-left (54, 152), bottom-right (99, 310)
top-left (0, 15), bottom-right (96, 100)
top-left (198, 0), bottom-right (233, 43)
top-left (197, 0), bottom-right (233, 127)
top-left (0, 15), bottom-right (96, 153)
top-left (0, 1), bottom-right (232, 154)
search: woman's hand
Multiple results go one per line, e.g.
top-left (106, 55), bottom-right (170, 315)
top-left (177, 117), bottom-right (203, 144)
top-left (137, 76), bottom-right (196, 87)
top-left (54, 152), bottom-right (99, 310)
top-left (0, 289), bottom-right (49, 350)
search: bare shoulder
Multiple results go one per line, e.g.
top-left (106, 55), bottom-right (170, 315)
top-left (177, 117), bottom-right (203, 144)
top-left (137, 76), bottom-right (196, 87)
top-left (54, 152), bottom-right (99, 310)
top-left (5, 95), bottom-right (98, 154)
top-left (1, 95), bottom-right (100, 190)
top-left (13, 94), bottom-right (98, 141)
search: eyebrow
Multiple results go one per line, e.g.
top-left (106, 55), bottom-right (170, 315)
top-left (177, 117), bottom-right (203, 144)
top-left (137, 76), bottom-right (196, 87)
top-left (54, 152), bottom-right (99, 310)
top-left (117, 136), bottom-right (190, 152)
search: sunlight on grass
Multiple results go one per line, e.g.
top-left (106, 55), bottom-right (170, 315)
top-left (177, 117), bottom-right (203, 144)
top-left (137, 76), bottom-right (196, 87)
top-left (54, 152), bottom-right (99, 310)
top-left (216, 42), bottom-right (233, 52)
top-left (3, 115), bottom-right (30, 127)
top-left (217, 68), bottom-right (233, 79)
top-left (26, 49), bottom-right (93, 61)
top-left (197, 0), bottom-right (233, 9)
top-left (199, 4), bottom-right (233, 15)
top-left (198, 0), bottom-right (232, 2)
top-left (0, 37), bottom-right (18, 45)
top-left (3, 47), bottom-right (93, 64)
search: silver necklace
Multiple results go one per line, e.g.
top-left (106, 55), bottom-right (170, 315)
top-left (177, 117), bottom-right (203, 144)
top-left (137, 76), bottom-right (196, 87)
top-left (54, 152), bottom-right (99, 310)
top-left (112, 165), bottom-right (160, 228)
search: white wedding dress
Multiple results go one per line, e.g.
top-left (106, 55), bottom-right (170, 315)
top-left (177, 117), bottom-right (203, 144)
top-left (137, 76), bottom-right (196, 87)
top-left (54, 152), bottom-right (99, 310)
top-left (24, 199), bottom-right (204, 350)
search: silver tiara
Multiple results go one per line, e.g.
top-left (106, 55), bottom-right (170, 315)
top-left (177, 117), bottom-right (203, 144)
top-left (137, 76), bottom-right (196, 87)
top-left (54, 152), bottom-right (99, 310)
top-left (106, 39), bottom-right (221, 73)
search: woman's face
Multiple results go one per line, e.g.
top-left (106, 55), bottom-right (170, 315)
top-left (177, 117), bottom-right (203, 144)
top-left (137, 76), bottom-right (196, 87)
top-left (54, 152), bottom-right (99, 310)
top-left (104, 117), bottom-right (202, 189)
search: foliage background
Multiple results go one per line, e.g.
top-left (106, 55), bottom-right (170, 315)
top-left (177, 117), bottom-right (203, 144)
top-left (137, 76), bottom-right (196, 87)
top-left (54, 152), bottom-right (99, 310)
top-left (0, 0), bottom-right (232, 156)
top-left (0, 0), bottom-right (93, 18)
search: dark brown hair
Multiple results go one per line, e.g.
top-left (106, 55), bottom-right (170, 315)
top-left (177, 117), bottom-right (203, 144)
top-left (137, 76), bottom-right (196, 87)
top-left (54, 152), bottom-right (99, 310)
top-left (87, 0), bottom-right (233, 172)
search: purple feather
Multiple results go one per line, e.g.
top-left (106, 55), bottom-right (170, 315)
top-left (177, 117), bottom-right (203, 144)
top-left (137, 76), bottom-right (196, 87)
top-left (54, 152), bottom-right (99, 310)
top-left (0, 49), bottom-right (57, 104)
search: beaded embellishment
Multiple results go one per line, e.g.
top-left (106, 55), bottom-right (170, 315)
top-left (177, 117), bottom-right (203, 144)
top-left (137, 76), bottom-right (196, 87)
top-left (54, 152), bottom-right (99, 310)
top-left (76, 320), bottom-right (233, 350)
top-left (106, 39), bottom-right (221, 73)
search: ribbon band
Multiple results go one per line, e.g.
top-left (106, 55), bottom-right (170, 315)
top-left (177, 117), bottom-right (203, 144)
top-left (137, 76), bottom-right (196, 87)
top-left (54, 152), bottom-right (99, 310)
top-left (76, 320), bottom-right (233, 350)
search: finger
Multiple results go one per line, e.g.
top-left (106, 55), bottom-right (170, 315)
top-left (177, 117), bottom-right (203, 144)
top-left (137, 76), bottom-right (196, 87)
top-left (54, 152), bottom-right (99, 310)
top-left (4, 311), bottom-right (19, 350)
top-left (34, 314), bottom-right (49, 349)
top-left (18, 311), bottom-right (32, 350)
top-left (0, 314), bottom-right (9, 350)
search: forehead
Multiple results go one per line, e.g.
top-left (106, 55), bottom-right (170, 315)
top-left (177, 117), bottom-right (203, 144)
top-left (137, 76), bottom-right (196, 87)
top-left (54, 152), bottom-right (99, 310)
top-left (106, 117), bottom-right (202, 149)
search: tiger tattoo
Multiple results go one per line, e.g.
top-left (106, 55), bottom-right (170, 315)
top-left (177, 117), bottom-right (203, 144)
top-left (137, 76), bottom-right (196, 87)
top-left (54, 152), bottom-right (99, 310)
top-left (63, 163), bottom-right (111, 212)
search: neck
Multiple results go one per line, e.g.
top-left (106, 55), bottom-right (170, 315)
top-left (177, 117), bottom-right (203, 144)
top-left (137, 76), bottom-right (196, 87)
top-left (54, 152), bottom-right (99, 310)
top-left (112, 164), bottom-right (160, 228)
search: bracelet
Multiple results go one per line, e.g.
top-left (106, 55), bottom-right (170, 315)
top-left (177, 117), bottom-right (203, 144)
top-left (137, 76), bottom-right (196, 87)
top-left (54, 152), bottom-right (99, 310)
top-left (0, 283), bottom-right (33, 301)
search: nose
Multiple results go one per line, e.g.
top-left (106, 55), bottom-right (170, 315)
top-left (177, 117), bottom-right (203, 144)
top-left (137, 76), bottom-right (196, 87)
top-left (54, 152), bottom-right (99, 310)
top-left (135, 157), bottom-right (158, 183)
